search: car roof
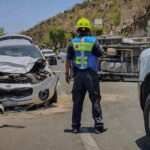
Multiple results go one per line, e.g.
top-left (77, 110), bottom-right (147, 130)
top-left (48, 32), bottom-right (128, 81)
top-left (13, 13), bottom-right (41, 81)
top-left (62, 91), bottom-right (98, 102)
top-left (0, 39), bottom-right (34, 47)
top-left (0, 34), bottom-right (33, 47)
top-left (0, 35), bottom-right (32, 43)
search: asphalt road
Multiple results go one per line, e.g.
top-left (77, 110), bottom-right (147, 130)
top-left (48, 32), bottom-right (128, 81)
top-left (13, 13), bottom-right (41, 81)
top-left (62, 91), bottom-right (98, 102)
top-left (0, 60), bottom-right (150, 150)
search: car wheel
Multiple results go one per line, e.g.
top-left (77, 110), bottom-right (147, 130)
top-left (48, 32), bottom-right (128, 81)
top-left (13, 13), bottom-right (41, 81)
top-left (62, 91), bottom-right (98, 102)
top-left (50, 90), bottom-right (58, 103)
top-left (144, 94), bottom-right (150, 137)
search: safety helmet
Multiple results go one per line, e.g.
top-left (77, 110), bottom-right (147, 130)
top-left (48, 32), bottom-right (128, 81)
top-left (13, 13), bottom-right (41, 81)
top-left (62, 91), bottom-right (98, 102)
top-left (76, 17), bottom-right (91, 30)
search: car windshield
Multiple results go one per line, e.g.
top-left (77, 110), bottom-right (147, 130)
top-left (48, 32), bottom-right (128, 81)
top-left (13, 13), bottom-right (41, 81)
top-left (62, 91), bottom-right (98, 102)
top-left (42, 51), bottom-right (54, 55)
top-left (0, 45), bottom-right (43, 59)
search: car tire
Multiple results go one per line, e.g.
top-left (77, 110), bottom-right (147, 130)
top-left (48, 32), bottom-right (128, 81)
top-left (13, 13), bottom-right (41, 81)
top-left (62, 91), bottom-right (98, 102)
top-left (50, 90), bottom-right (58, 103)
top-left (144, 94), bottom-right (150, 137)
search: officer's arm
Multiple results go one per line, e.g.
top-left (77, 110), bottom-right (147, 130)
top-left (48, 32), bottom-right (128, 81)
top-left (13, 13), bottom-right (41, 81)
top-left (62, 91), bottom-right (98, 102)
top-left (65, 42), bottom-right (74, 83)
top-left (65, 59), bottom-right (71, 75)
top-left (92, 40), bottom-right (104, 57)
top-left (65, 42), bottom-right (74, 73)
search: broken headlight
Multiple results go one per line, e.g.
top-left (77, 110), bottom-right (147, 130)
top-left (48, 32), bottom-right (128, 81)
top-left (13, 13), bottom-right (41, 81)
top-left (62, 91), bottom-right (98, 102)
top-left (39, 89), bottom-right (49, 101)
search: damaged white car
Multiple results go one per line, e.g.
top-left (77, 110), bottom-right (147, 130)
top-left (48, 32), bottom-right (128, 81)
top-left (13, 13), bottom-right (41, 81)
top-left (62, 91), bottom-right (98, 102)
top-left (0, 35), bottom-right (59, 110)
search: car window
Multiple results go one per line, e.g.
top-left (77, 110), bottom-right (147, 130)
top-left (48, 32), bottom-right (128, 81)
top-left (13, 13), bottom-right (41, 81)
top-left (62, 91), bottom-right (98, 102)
top-left (0, 45), bottom-right (43, 59)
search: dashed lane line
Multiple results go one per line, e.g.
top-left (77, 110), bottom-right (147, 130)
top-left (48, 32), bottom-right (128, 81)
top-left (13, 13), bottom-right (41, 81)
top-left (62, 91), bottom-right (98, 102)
top-left (57, 81), bottom-right (61, 86)
top-left (53, 71), bottom-right (64, 73)
top-left (80, 128), bottom-right (100, 150)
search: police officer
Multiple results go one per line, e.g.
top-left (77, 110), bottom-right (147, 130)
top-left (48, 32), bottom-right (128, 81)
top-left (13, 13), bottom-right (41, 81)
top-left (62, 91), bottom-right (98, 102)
top-left (65, 17), bottom-right (105, 134)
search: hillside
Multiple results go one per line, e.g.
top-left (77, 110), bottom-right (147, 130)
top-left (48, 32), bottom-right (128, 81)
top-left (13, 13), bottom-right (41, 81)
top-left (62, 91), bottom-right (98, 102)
top-left (22, 0), bottom-right (150, 48)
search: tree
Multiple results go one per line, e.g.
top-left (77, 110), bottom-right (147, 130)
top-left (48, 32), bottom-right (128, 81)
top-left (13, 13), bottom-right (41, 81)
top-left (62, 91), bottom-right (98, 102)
top-left (41, 34), bottom-right (52, 49)
top-left (91, 27), bottom-right (103, 36)
top-left (0, 27), bottom-right (5, 36)
top-left (48, 26), bottom-right (67, 51)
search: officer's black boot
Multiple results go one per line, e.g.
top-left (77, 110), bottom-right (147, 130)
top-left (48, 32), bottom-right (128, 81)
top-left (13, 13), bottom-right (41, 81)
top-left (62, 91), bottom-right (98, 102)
top-left (72, 128), bottom-right (80, 134)
top-left (94, 123), bottom-right (107, 134)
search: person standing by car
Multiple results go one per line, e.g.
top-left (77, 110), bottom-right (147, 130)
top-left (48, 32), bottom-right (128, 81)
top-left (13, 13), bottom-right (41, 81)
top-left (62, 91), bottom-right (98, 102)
top-left (65, 17), bottom-right (106, 134)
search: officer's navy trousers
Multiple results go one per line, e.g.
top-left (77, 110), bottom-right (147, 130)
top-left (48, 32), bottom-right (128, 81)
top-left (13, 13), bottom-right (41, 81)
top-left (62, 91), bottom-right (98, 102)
top-left (72, 69), bottom-right (103, 129)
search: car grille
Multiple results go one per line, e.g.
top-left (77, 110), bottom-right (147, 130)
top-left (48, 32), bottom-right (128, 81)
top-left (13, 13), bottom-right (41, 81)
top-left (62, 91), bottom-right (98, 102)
top-left (0, 88), bottom-right (33, 98)
top-left (50, 56), bottom-right (55, 60)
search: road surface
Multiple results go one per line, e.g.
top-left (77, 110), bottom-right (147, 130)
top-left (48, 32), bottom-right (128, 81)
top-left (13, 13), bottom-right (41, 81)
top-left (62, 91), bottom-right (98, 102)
top-left (0, 60), bottom-right (150, 150)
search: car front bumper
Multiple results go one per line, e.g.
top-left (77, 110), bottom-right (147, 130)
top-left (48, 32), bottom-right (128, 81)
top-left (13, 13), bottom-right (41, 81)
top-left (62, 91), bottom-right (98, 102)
top-left (0, 75), bottom-right (59, 107)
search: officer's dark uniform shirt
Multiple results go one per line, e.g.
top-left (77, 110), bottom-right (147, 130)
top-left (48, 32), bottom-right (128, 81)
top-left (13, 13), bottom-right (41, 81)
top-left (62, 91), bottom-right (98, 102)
top-left (67, 37), bottom-right (104, 61)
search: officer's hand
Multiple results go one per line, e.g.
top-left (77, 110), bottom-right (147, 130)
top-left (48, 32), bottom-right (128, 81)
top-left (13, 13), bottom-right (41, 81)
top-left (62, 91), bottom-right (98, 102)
top-left (65, 73), bottom-right (71, 84)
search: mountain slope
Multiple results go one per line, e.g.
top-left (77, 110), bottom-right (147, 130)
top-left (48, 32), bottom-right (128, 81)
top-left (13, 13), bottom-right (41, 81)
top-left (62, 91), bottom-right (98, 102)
top-left (22, 0), bottom-right (150, 46)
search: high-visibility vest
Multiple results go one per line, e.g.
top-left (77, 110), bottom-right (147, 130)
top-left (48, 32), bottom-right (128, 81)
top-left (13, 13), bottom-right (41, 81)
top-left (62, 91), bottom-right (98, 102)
top-left (72, 36), bottom-right (99, 71)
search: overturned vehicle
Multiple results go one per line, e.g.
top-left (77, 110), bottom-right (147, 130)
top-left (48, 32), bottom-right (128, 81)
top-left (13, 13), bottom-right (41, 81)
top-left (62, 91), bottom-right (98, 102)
top-left (0, 35), bottom-right (59, 110)
top-left (97, 36), bottom-right (150, 81)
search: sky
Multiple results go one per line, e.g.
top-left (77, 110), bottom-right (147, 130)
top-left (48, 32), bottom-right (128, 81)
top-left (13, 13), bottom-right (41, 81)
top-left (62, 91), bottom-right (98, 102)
top-left (0, 0), bottom-right (84, 34)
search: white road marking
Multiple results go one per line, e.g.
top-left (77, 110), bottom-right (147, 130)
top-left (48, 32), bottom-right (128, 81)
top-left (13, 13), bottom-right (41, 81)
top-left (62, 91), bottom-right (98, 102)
top-left (54, 71), bottom-right (64, 73)
top-left (57, 81), bottom-right (61, 86)
top-left (80, 128), bottom-right (100, 150)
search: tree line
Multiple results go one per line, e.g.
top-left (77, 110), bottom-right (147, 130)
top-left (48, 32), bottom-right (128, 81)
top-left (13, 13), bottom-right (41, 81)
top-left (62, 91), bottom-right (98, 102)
top-left (41, 26), bottom-right (102, 51)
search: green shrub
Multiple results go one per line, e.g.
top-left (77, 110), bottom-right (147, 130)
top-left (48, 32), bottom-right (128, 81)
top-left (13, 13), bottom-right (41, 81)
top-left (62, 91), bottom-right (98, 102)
top-left (91, 27), bottom-right (103, 36)
top-left (112, 8), bottom-right (121, 26)
top-left (0, 27), bottom-right (5, 36)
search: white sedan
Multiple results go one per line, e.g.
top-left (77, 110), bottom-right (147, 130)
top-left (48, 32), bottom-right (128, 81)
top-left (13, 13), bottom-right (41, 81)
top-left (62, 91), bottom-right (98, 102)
top-left (0, 35), bottom-right (59, 111)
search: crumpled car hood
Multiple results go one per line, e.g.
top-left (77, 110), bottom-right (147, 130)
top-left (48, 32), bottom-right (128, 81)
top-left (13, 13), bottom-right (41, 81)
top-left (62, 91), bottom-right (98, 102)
top-left (0, 55), bottom-right (37, 74)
